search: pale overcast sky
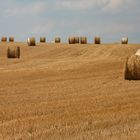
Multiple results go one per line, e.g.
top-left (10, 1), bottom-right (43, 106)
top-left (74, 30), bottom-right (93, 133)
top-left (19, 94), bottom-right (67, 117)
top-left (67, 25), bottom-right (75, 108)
top-left (0, 0), bottom-right (139, 43)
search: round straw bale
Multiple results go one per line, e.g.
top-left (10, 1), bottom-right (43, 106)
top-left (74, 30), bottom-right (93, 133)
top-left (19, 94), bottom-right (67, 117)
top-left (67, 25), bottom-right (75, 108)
top-left (9, 37), bottom-right (14, 42)
top-left (122, 37), bottom-right (128, 44)
top-left (80, 37), bottom-right (87, 44)
top-left (55, 37), bottom-right (61, 43)
top-left (7, 46), bottom-right (20, 59)
top-left (94, 37), bottom-right (101, 44)
top-left (136, 49), bottom-right (140, 56)
top-left (27, 37), bottom-right (36, 46)
top-left (75, 37), bottom-right (79, 44)
top-left (1, 37), bottom-right (7, 42)
top-left (124, 55), bottom-right (140, 80)
top-left (40, 37), bottom-right (46, 43)
top-left (68, 37), bottom-right (75, 44)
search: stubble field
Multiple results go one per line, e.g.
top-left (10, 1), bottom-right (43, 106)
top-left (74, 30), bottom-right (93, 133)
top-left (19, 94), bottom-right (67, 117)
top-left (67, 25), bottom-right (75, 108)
top-left (0, 42), bottom-right (140, 140)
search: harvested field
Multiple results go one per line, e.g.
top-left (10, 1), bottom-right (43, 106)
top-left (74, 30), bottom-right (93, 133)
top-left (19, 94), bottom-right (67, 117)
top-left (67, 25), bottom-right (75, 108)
top-left (0, 42), bottom-right (140, 140)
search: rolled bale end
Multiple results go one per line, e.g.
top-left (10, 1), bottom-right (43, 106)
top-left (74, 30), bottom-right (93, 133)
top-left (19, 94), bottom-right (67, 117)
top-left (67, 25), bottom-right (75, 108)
top-left (1, 37), bottom-right (7, 42)
top-left (124, 55), bottom-right (140, 80)
top-left (75, 37), bottom-right (79, 44)
top-left (9, 37), bottom-right (14, 42)
top-left (94, 37), bottom-right (101, 44)
top-left (68, 37), bottom-right (75, 44)
top-left (40, 37), bottom-right (46, 43)
top-left (7, 46), bottom-right (20, 59)
top-left (136, 49), bottom-right (140, 56)
top-left (121, 37), bottom-right (128, 44)
top-left (80, 37), bottom-right (87, 44)
top-left (55, 37), bottom-right (61, 43)
top-left (27, 37), bottom-right (36, 46)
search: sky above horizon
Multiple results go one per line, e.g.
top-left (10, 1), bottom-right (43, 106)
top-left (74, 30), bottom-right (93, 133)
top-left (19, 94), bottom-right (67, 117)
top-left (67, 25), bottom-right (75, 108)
top-left (0, 0), bottom-right (139, 43)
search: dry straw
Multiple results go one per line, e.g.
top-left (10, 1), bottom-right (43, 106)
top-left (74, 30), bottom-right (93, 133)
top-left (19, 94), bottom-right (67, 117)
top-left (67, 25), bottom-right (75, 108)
top-left (1, 37), bottom-right (7, 42)
top-left (9, 37), bottom-right (14, 42)
top-left (40, 37), bottom-right (46, 43)
top-left (124, 55), bottom-right (140, 80)
top-left (7, 46), bottom-right (20, 58)
top-left (55, 37), bottom-right (61, 43)
top-left (122, 37), bottom-right (128, 44)
top-left (27, 37), bottom-right (36, 46)
top-left (68, 37), bottom-right (75, 44)
top-left (80, 37), bottom-right (87, 44)
top-left (94, 37), bottom-right (101, 44)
